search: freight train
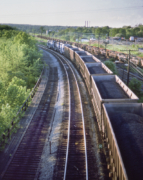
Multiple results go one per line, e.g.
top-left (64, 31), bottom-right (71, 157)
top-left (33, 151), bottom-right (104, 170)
top-left (47, 40), bottom-right (143, 180)
top-left (37, 35), bottom-right (143, 67)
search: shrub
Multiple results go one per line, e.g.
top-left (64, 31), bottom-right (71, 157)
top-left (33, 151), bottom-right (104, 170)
top-left (128, 78), bottom-right (142, 97)
top-left (104, 61), bottom-right (118, 74)
top-left (109, 58), bottom-right (115, 62)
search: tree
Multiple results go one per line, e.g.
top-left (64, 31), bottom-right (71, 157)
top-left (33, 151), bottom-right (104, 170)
top-left (32, 29), bottom-right (36, 36)
top-left (95, 27), bottom-right (102, 35)
top-left (115, 33), bottom-right (124, 37)
top-left (109, 28), bottom-right (119, 37)
top-left (40, 26), bottom-right (45, 36)
top-left (119, 28), bottom-right (126, 36)
top-left (102, 26), bottom-right (110, 35)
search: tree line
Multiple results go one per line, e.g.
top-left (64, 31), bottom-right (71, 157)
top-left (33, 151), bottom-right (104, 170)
top-left (0, 25), bottom-right (43, 137)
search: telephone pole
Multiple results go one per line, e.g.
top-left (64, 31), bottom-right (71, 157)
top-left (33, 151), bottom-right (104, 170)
top-left (121, 49), bottom-right (138, 85)
top-left (103, 42), bottom-right (107, 60)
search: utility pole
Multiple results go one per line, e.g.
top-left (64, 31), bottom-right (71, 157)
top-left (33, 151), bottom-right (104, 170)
top-left (78, 33), bottom-right (80, 43)
top-left (103, 42), bottom-right (107, 60)
top-left (121, 49), bottom-right (138, 85)
top-left (98, 34), bottom-right (100, 49)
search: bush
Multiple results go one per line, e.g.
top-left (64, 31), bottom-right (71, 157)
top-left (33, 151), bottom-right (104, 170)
top-left (109, 58), bottom-right (115, 62)
top-left (128, 78), bottom-right (142, 97)
top-left (104, 61), bottom-right (118, 74)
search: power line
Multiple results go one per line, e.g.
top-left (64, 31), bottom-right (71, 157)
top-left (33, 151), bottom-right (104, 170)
top-left (121, 49), bottom-right (139, 85)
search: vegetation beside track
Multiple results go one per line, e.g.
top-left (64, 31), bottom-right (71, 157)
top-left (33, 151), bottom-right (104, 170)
top-left (0, 25), bottom-right (43, 138)
top-left (92, 43), bottom-right (143, 58)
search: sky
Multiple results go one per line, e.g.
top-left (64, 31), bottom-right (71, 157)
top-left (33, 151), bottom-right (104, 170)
top-left (0, 0), bottom-right (143, 27)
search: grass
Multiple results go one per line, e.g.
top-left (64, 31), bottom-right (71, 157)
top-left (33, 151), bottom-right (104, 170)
top-left (92, 43), bottom-right (143, 58)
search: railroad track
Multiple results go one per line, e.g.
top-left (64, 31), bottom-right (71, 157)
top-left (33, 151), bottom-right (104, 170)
top-left (1, 44), bottom-right (109, 180)
top-left (116, 66), bottom-right (143, 91)
top-left (40, 45), bottom-right (110, 180)
top-left (1, 65), bottom-right (59, 180)
top-left (40, 46), bottom-right (88, 180)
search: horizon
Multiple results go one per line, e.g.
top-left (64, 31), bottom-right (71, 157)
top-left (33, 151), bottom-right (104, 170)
top-left (1, 22), bottom-right (141, 29)
top-left (1, 0), bottom-right (143, 27)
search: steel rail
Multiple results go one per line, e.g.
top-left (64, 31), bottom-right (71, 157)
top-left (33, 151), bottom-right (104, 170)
top-left (39, 45), bottom-right (88, 180)
top-left (61, 55), bottom-right (88, 180)
top-left (47, 50), bottom-right (71, 180)
top-left (1, 65), bottom-right (48, 179)
top-left (38, 45), bottom-right (71, 180)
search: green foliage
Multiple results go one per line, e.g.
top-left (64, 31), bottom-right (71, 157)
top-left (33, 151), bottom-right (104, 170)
top-left (10, 77), bottom-right (27, 87)
top-left (128, 78), bottom-right (142, 97)
top-left (95, 26), bottom-right (109, 36)
top-left (14, 31), bottom-right (36, 46)
top-left (109, 58), bottom-right (115, 62)
top-left (0, 27), bottom-right (43, 137)
top-left (6, 84), bottom-right (29, 108)
top-left (115, 33), bottom-right (124, 37)
top-left (40, 26), bottom-right (45, 36)
top-left (0, 25), bottom-right (15, 31)
top-left (104, 61), bottom-right (117, 74)
top-left (0, 104), bottom-right (16, 135)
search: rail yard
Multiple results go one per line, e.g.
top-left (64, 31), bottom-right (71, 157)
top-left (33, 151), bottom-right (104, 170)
top-left (0, 38), bottom-right (143, 180)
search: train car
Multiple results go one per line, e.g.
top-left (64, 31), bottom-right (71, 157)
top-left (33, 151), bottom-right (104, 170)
top-left (63, 44), bottom-right (73, 58)
top-left (77, 55), bottom-right (101, 75)
top-left (47, 40), bottom-right (55, 49)
top-left (55, 41), bottom-right (60, 52)
top-left (68, 47), bottom-right (84, 64)
top-left (90, 75), bottom-right (139, 131)
top-left (103, 103), bottom-right (143, 180)
top-left (75, 51), bottom-right (99, 68)
top-left (59, 43), bottom-right (65, 54)
top-left (46, 39), bottom-right (142, 180)
top-left (82, 62), bottom-right (113, 93)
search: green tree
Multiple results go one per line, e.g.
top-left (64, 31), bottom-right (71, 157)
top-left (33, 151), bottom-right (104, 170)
top-left (109, 28), bottom-right (119, 37)
top-left (40, 26), bottom-right (45, 36)
top-left (115, 33), bottom-right (124, 37)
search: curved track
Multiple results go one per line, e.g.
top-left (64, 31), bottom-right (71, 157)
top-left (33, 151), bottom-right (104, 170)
top-left (1, 46), bottom-right (89, 180)
top-left (1, 66), bottom-right (59, 180)
top-left (40, 46), bottom-right (88, 180)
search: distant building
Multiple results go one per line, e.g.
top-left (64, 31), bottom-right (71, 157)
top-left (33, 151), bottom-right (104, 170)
top-left (129, 36), bottom-right (143, 42)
